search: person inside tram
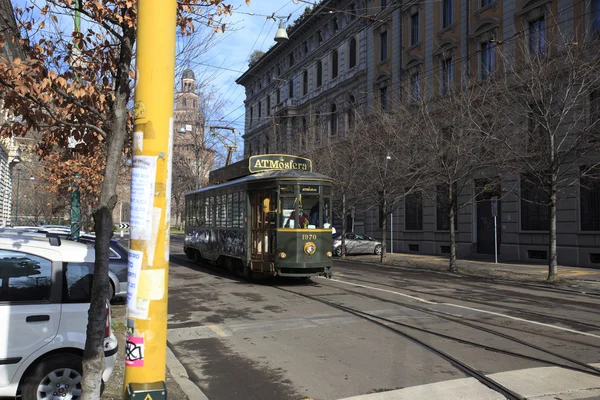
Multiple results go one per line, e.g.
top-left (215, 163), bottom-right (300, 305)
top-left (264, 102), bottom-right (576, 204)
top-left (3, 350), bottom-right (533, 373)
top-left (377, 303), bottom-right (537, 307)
top-left (309, 202), bottom-right (320, 227)
top-left (285, 209), bottom-right (309, 228)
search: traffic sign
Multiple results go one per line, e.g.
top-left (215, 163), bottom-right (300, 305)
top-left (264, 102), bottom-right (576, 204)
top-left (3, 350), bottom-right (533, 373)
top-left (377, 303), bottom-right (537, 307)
top-left (119, 223), bottom-right (130, 229)
top-left (491, 197), bottom-right (498, 218)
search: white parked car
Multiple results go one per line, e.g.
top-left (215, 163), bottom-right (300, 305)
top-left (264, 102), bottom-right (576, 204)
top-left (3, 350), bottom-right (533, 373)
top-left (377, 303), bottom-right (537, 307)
top-left (0, 232), bottom-right (118, 399)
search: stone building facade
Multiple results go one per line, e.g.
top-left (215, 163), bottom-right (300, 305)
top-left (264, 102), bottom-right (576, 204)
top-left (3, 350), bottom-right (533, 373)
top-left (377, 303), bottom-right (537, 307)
top-left (237, 0), bottom-right (600, 268)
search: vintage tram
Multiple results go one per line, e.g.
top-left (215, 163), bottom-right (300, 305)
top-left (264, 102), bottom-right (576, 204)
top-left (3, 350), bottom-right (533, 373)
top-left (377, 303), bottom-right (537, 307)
top-left (183, 154), bottom-right (333, 278)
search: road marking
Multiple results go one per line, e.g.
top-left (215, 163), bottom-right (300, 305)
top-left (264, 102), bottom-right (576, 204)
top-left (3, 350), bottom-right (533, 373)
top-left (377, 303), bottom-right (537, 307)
top-left (324, 278), bottom-right (436, 304)
top-left (208, 324), bottom-right (229, 337)
top-left (323, 277), bottom-right (600, 339)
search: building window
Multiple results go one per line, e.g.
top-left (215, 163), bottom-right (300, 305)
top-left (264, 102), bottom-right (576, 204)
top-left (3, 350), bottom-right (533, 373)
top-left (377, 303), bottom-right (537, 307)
top-left (529, 17), bottom-right (545, 55)
top-left (581, 167), bottom-right (600, 231)
top-left (347, 95), bottom-right (356, 132)
top-left (349, 3), bottom-right (356, 20)
top-left (591, 89), bottom-right (600, 139)
top-left (480, 41), bottom-right (496, 80)
top-left (481, 0), bottom-right (494, 7)
top-left (441, 57), bottom-right (453, 95)
top-left (409, 71), bottom-right (421, 103)
top-left (332, 50), bottom-right (339, 79)
top-left (258, 101), bottom-right (262, 118)
top-left (288, 79), bottom-right (294, 98)
top-left (317, 30), bottom-right (323, 44)
top-left (520, 175), bottom-right (549, 231)
top-left (303, 70), bottom-right (308, 95)
top-left (330, 104), bottom-right (338, 136)
top-left (316, 60), bottom-right (323, 87)
top-left (249, 106), bottom-right (253, 125)
top-left (276, 88), bottom-right (281, 104)
top-left (405, 191), bottom-right (423, 230)
top-left (333, 18), bottom-right (339, 32)
top-left (593, 0), bottom-right (600, 34)
top-left (410, 13), bottom-right (420, 46)
top-left (349, 37), bottom-right (357, 68)
top-left (380, 86), bottom-right (388, 110)
top-left (266, 95), bottom-right (271, 116)
top-left (304, 40), bottom-right (309, 54)
top-left (381, 0), bottom-right (387, 8)
top-left (380, 31), bottom-right (388, 61)
top-left (443, 0), bottom-right (453, 28)
top-left (436, 184), bottom-right (458, 231)
top-left (182, 98), bottom-right (186, 107)
top-left (289, 53), bottom-right (295, 67)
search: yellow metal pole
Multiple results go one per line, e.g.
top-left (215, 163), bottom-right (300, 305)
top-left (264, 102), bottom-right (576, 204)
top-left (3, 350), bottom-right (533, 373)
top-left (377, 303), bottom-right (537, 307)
top-left (124, 0), bottom-right (176, 397)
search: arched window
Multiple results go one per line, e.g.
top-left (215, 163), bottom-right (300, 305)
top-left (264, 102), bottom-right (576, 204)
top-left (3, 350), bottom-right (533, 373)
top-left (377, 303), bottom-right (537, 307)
top-left (330, 104), bottom-right (338, 136)
top-left (316, 60), bottom-right (323, 87)
top-left (183, 98), bottom-right (187, 107)
top-left (303, 70), bottom-right (308, 95)
top-left (331, 50), bottom-right (339, 79)
top-left (349, 38), bottom-right (357, 68)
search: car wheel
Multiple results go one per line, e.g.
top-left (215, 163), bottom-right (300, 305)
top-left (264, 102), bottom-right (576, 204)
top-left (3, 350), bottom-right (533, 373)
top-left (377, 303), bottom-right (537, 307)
top-left (334, 246), bottom-right (343, 257)
top-left (374, 244), bottom-right (382, 255)
top-left (21, 354), bottom-right (84, 400)
top-left (108, 280), bottom-right (115, 302)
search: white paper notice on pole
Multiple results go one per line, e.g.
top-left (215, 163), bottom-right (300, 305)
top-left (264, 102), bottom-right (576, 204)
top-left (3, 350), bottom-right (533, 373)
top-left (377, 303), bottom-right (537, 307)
top-left (130, 156), bottom-right (157, 240)
top-left (129, 298), bottom-right (150, 320)
top-left (127, 249), bottom-right (143, 313)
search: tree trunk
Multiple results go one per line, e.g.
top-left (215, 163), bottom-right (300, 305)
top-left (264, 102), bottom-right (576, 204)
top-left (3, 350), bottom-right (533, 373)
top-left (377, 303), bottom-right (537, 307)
top-left (547, 180), bottom-right (558, 282)
top-left (380, 192), bottom-right (387, 263)
top-left (449, 185), bottom-right (457, 272)
top-left (81, 27), bottom-right (135, 399)
top-left (341, 192), bottom-right (346, 259)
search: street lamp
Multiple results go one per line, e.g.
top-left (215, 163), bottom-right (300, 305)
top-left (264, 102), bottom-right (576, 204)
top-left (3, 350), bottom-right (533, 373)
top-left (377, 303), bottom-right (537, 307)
top-left (71, 172), bottom-right (82, 240)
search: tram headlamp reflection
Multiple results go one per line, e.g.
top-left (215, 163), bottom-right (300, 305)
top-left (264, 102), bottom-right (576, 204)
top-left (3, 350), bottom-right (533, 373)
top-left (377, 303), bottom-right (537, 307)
top-left (304, 242), bottom-right (317, 255)
top-left (326, 251), bottom-right (332, 258)
top-left (279, 252), bottom-right (287, 259)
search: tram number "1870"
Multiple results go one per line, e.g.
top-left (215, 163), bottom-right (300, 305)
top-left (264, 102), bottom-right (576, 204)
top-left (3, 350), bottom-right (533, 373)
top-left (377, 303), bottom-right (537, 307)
top-left (301, 234), bottom-right (317, 240)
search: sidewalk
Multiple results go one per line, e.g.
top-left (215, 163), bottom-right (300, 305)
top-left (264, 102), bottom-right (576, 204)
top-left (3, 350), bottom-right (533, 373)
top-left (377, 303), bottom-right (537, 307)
top-left (342, 252), bottom-right (600, 291)
top-left (102, 304), bottom-right (189, 400)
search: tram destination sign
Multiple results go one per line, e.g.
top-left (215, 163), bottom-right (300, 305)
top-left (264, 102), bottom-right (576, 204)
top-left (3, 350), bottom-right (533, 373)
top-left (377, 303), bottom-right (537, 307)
top-left (208, 154), bottom-right (313, 184)
top-left (249, 155), bottom-right (312, 173)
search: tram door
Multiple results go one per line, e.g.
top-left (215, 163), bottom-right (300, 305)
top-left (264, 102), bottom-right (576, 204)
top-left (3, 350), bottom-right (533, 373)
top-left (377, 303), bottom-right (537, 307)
top-left (250, 191), bottom-right (277, 271)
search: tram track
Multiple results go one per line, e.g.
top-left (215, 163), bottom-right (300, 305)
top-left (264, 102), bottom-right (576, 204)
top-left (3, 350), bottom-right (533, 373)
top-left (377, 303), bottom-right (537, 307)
top-left (272, 284), bottom-right (600, 400)
top-left (327, 273), bottom-right (600, 332)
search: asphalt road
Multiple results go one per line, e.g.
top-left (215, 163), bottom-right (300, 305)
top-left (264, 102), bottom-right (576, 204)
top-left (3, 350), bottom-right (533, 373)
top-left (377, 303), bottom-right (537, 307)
top-left (166, 244), bottom-right (600, 400)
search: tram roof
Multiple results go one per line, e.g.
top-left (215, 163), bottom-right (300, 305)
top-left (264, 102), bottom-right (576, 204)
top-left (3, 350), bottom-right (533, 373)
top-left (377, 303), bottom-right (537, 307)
top-left (186, 170), bottom-right (332, 196)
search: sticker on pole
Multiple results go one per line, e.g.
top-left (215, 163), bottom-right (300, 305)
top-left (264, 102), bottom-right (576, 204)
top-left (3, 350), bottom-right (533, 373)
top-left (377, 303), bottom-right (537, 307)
top-left (130, 155), bottom-right (157, 241)
top-left (125, 335), bottom-right (144, 367)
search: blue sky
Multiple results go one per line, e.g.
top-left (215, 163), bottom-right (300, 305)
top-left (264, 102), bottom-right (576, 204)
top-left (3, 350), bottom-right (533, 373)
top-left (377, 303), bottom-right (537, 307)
top-left (193, 0), bottom-right (308, 136)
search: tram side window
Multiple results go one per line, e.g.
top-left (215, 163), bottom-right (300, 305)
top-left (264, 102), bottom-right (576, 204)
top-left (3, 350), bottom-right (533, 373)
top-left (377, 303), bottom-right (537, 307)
top-left (232, 192), bottom-right (240, 227)
top-left (221, 194), bottom-right (227, 226)
top-left (198, 196), bottom-right (206, 225)
top-left (238, 192), bottom-right (246, 227)
top-left (209, 196), bottom-right (215, 227)
top-left (227, 193), bottom-right (233, 227)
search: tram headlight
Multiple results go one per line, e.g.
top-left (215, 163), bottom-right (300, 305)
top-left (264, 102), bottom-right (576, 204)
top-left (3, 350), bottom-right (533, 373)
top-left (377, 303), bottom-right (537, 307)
top-left (304, 242), bottom-right (317, 255)
top-left (279, 252), bottom-right (287, 259)
top-left (326, 251), bottom-right (332, 258)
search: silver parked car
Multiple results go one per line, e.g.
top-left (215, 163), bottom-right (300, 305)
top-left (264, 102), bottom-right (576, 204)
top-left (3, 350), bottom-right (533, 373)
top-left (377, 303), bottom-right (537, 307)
top-left (333, 232), bottom-right (382, 256)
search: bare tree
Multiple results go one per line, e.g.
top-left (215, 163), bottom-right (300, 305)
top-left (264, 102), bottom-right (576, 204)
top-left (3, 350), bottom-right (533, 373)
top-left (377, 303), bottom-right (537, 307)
top-left (413, 80), bottom-right (506, 272)
top-left (493, 30), bottom-right (600, 281)
top-left (354, 104), bottom-right (426, 263)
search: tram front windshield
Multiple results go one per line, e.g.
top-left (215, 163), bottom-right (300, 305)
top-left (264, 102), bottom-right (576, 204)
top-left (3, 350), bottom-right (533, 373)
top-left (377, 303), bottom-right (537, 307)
top-left (280, 185), bottom-right (331, 230)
